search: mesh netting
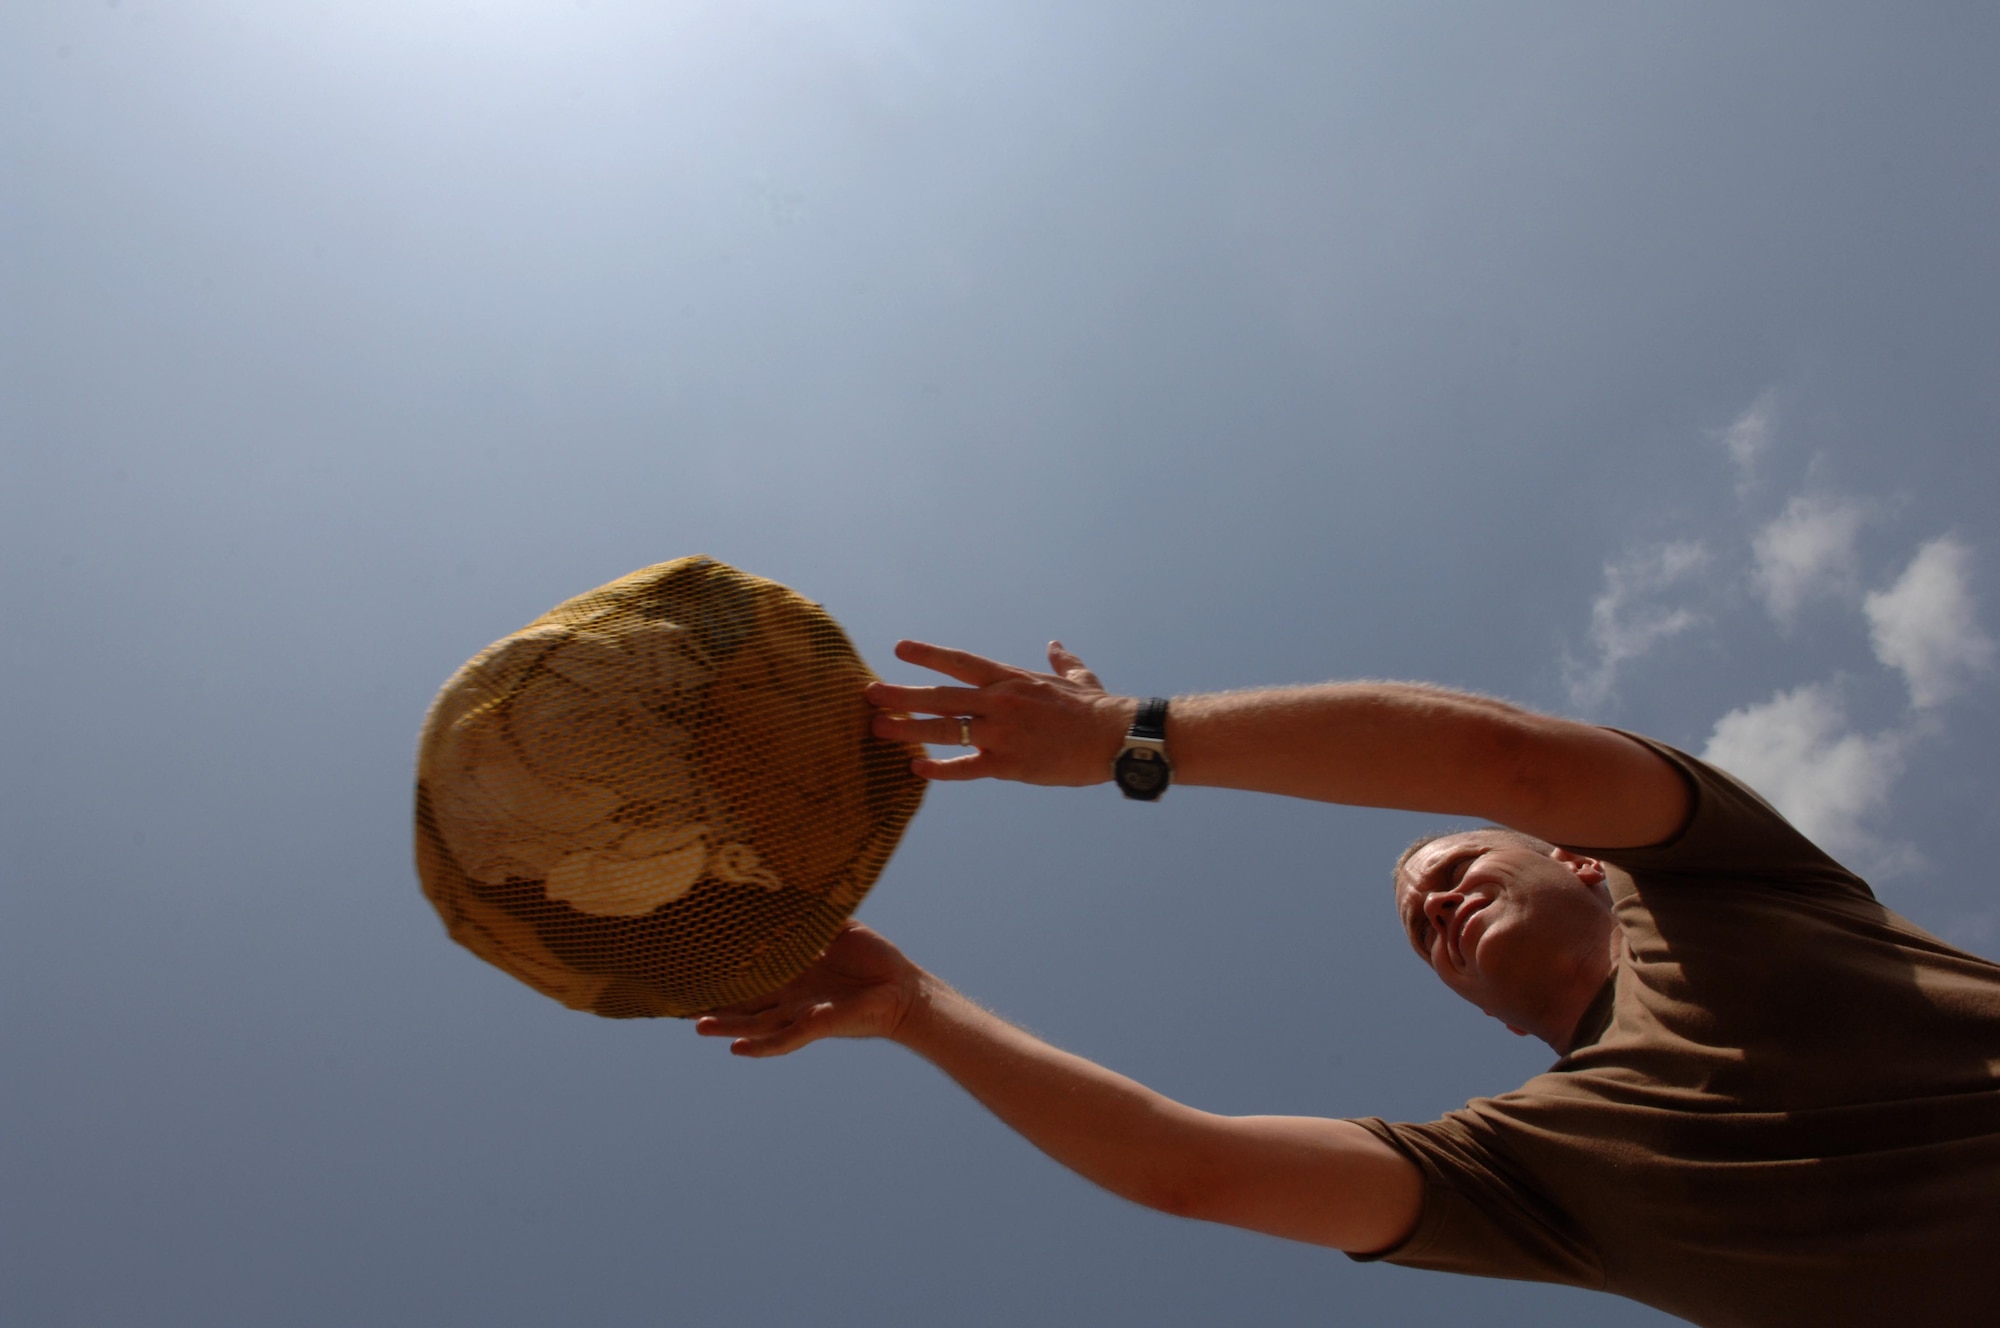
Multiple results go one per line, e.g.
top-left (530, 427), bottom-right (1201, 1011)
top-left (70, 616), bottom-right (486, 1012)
top-left (413, 556), bottom-right (926, 1018)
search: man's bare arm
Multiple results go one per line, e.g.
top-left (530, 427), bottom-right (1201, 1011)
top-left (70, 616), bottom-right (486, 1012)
top-left (866, 640), bottom-right (1687, 849)
top-left (697, 925), bottom-right (1424, 1254)
top-left (1165, 681), bottom-right (1686, 848)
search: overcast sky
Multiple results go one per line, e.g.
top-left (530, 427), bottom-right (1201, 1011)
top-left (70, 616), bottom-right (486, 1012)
top-left (5, 3), bottom-right (1998, 1325)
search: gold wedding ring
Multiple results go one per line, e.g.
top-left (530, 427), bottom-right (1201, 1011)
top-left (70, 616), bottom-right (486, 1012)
top-left (958, 716), bottom-right (974, 747)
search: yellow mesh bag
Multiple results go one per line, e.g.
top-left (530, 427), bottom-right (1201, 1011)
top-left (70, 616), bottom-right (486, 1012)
top-left (413, 556), bottom-right (926, 1018)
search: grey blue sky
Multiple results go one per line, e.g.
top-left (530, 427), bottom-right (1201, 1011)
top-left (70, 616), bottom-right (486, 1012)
top-left (5, 3), bottom-right (1997, 1325)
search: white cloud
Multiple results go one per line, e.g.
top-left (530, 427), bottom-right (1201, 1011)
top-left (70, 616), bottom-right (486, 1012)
top-left (1751, 494), bottom-right (1865, 626)
top-left (1864, 536), bottom-right (1996, 709)
top-left (1713, 390), bottom-right (1776, 486)
top-left (1701, 683), bottom-right (1911, 865)
top-left (1565, 541), bottom-right (1709, 709)
top-left (1567, 394), bottom-right (1987, 876)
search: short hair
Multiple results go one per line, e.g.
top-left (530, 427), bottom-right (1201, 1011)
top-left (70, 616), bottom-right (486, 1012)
top-left (1391, 826), bottom-right (1557, 894)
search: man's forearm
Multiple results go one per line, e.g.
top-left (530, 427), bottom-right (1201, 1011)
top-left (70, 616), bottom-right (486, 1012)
top-left (892, 973), bottom-right (1206, 1214)
top-left (1164, 682), bottom-right (1686, 848)
top-left (888, 971), bottom-right (1422, 1253)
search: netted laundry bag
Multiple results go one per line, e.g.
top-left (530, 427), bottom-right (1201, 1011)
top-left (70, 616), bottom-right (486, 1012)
top-left (414, 556), bottom-right (926, 1018)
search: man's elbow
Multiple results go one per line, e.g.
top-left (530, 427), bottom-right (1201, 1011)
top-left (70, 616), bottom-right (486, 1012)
top-left (1119, 1141), bottom-right (1285, 1230)
top-left (1124, 1167), bottom-right (1371, 1250)
top-left (1114, 1118), bottom-right (1427, 1253)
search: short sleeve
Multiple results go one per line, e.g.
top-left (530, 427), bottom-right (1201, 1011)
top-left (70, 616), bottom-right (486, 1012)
top-left (1561, 732), bottom-right (1874, 902)
top-left (1344, 1115), bottom-right (1604, 1289)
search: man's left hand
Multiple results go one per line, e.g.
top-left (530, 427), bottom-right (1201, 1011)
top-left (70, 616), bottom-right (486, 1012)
top-left (867, 639), bottom-right (1134, 785)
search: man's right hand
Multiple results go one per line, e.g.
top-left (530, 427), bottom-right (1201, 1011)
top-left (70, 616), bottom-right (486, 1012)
top-left (867, 639), bottom-right (1136, 786)
top-left (694, 923), bottom-right (920, 1058)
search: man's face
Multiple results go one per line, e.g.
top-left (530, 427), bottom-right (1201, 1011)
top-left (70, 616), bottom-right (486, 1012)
top-left (1394, 831), bottom-right (1613, 1031)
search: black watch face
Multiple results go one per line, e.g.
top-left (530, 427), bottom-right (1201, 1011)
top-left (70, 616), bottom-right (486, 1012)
top-left (1115, 748), bottom-right (1170, 800)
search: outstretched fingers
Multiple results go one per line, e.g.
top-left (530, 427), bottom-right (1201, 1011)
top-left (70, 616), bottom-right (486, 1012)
top-left (892, 639), bottom-right (1019, 686)
top-left (694, 1002), bottom-right (830, 1057)
top-left (693, 1007), bottom-right (784, 1038)
top-left (909, 751), bottom-right (993, 781)
top-left (694, 925), bottom-right (917, 1056)
top-left (866, 681), bottom-right (987, 717)
top-left (729, 1005), bottom-right (833, 1058)
top-left (867, 635), bottom-right (1117, 787)
top-left (872, 714), bottom-right (976, 747)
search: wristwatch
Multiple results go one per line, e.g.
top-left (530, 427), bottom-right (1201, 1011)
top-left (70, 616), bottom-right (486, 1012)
top-left (1112, 697), bottom-right (1172, 801)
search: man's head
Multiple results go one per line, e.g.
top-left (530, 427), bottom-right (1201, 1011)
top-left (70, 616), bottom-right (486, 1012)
top-left (1393, 828), bottom-right (1618, 1052)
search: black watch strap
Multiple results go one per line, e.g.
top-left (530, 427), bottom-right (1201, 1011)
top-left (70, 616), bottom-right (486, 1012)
top-left (1129, 697), bottom-right (1170, 741)
top-left (1113, 698), bottom-right (1173, 802)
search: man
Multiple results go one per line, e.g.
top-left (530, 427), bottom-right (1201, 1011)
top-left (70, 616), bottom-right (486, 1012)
top-left (696, 640), bottom-right (2000, 1327)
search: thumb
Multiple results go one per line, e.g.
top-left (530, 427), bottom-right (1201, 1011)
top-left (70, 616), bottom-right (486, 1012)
top-left (1048, 640), bottom-right (1102, 689)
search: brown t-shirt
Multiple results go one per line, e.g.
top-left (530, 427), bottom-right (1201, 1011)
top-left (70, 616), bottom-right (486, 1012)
top-left (1351, 736), bottom-right (2000, 1328)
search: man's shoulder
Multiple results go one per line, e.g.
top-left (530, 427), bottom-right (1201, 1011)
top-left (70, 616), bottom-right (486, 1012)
top-left (1569, 731), bottom-right (1876, 903)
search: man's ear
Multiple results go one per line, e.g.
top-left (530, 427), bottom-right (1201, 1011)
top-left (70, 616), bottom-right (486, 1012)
top-left (1549, 848), bottom-right (1605, 885)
